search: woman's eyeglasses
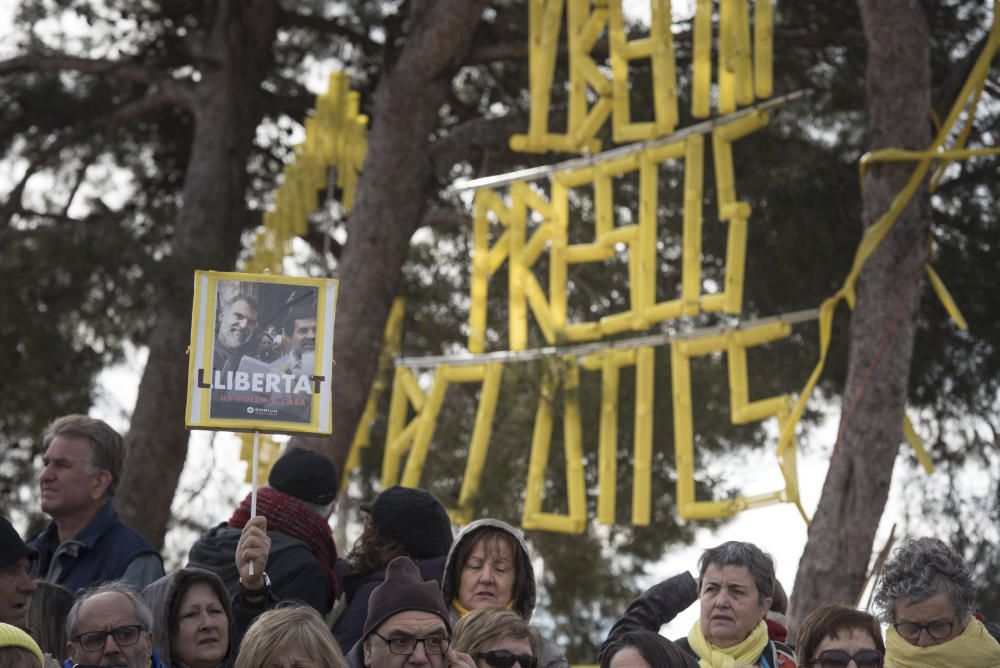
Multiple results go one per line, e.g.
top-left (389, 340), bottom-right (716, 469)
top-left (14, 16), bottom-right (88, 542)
top-left (473, 649), bottom-right (538, 668)
top-left (811, 649), bottom-right (884, 668)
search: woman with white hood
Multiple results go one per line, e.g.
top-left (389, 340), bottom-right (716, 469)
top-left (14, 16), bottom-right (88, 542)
top-left (441, 520), bottom-right (568, 668)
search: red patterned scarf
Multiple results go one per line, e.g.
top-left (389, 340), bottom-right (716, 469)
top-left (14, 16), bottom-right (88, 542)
top-left (229, 487), bottom-right (340, 607)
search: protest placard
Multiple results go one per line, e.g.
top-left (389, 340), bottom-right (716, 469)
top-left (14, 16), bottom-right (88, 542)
top-left (185, 271), bottom-right (338, 434)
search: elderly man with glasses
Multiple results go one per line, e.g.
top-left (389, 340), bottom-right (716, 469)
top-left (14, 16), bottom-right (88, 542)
top-left (349, 557), bottom-right (474, 668)
top-left (65, 581), bottom-right (165, 668)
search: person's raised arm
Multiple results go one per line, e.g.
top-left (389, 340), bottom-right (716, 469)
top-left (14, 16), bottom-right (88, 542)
top-left (599, 571), bottom-right (699, 661)
top-left (231, 515), bottom-right (278, 646)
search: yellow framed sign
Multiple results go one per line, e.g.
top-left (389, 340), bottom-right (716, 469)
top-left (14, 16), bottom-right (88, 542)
top-left (185, 271), bottom-right (339, 434)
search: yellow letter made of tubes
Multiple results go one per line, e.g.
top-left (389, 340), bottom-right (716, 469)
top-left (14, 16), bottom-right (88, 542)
top-left (382, 0), bottom-right (798, 531)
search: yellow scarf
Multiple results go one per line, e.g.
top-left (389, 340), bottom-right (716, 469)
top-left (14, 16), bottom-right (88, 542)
top-left (687, 619), bottom-right (769, 668)
top-left (452, 598), bottom-right (515, 617)
top-left (885, 618), bottom-right (1000, 668)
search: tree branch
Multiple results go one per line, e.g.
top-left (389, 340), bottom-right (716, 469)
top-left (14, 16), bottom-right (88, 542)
top-left (465, 41), bottom-right (556, 65)
top-left (465, 25), bottom-right (864, 66)
top-left (60, 133), bottom-right (114, 218)
top-left (299, 224), bottom-right (344, 260)
top-left (277, 7), bottom-right (381, 54)
top-left (261, 89), bottom-right (315, 122)
top-left (2, 53), bottom-right (157, 86)
top-left (429, 111), bottom-right (568, 180)
top-left (430, 113), bottom-right (528, 177)
top-left (2, 90), bottom-right (179, 217)
top-left (419, 206), bottom-right (471, 230)
top-left (932, 30), bottom-right (991, 122)
top-left (0, 53), bottom-right (197, 109)
top-left (982, 76), bottom-right (1000, 101)
top-left (0, 207), bottom-right (94, 242)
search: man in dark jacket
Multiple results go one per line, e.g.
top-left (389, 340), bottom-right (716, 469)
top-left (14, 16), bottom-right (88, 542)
top-left (187, 446), bottom-right (341, 618)
top-left (29, 415), bottom-right (164, 593)
top-left (346, 557), bottom-right (474, 668)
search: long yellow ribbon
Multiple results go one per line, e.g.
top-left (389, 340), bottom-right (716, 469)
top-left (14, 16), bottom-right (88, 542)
top-left (778, 4), bottom-right (999, 474)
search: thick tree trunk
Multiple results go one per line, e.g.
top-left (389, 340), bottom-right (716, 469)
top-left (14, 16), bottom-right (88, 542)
top-left (289, 0), bottom-right (489, 472)
top-left (788, 0), bottom-right (931, 630)
top-left (116, 1), bottom-right (279, 547)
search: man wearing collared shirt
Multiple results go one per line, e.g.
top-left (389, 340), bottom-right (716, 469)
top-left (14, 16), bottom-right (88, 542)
top-left (29, 415), bottom-right (164, 594)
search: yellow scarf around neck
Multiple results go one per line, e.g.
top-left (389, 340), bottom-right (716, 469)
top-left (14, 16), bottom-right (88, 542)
top-left (452, 598), bottom-right (515, 617)
top-left (885, 617), bottom-right (1000, 668)
top-left (687, 619), bottom-right (769, 668)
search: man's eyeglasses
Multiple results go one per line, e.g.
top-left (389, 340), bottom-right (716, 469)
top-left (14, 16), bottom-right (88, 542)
top-left (371, 631), bottom-right (450, 655)
top-left (893, 619), bottom-right (955, 641)
top-left (811, 649), bottom-right (883, 668)
top-left (74, 624), bottom-right (145, 652)
top-left (473, 650), bottom-right (538, 668)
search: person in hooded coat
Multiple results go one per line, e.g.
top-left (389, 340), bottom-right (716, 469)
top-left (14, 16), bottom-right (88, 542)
top-left (441, 520), bottom-right (567, 668)
top-left (142, 517), bottom-right (275, 668)
top-left (142, 569), bottom-right (234, 668)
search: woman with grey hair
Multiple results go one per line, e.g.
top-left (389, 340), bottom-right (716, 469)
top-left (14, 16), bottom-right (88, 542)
top-left (600, 541), bottom-right (795, 667)
top-left (874, 536), bottom-right (1000, 667)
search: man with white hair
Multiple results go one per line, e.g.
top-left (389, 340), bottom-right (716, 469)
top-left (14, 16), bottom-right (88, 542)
top-left (66, 581), bottom-right (165, 668)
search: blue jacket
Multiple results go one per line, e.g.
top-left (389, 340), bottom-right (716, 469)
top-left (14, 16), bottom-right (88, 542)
top-left (30, 501), bottom-right (163, 594)
top-left (63, 649), bottom-right (167, 668)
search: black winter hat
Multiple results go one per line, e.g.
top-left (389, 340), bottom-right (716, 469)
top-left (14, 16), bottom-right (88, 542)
top-left (268, 447), bottom-right (339, 505)
top-left (364, 556), bottom-right (450, 638)
top-left (361, 486), bottom-right (453, 559)
top-left (0, 516), bottom-right (36, 568)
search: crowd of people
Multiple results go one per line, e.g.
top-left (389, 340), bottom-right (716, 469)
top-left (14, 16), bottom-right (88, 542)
top-left (2, 414), bottom-right (1000, 668)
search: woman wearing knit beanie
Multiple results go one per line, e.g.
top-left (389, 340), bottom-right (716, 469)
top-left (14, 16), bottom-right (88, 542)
top-left (333, 487), bottom-right (454, 654)
top-left (0, 623), bottom-right (45, 668)
top-left (441, 520), bottom-right (568, 668)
